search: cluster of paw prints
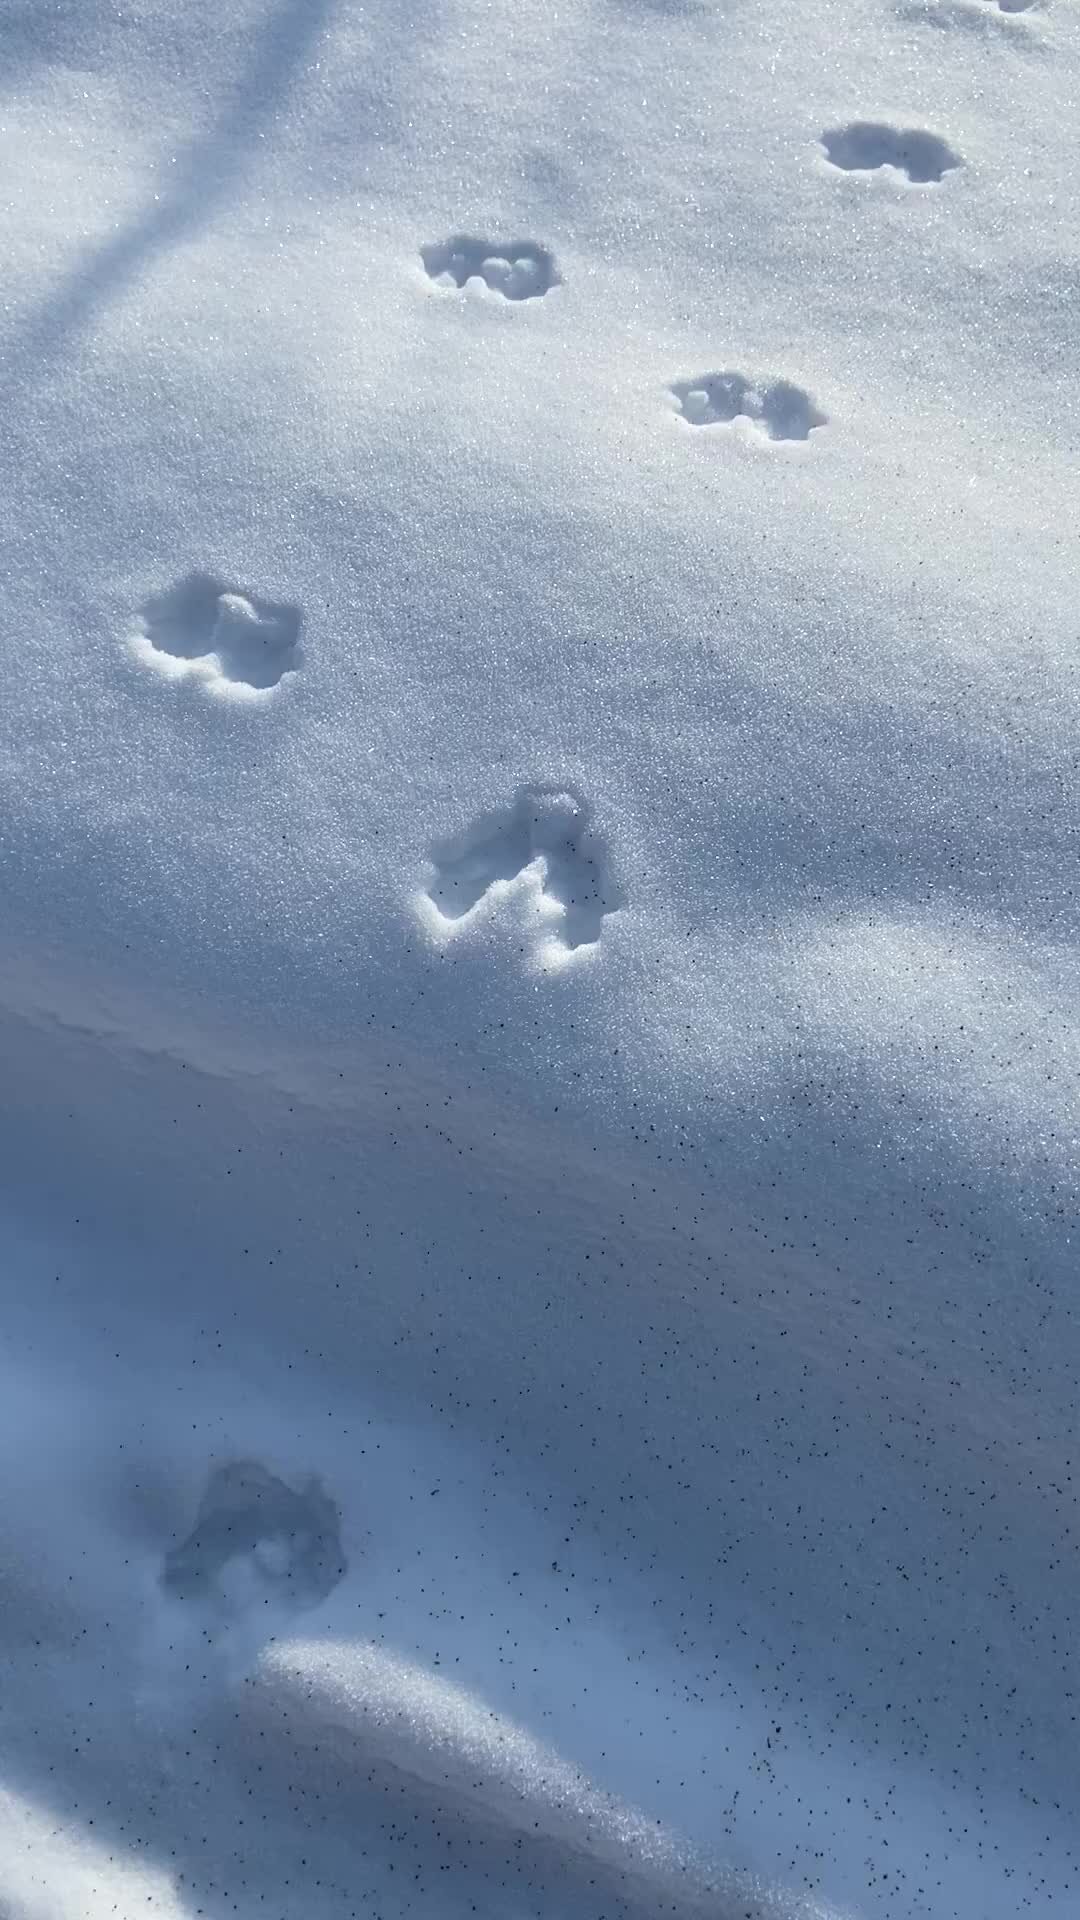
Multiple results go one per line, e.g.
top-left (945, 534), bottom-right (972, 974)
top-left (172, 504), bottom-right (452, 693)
top-left (412, 101), bottom-right (993, 953)
top-left (125, 572), bottom-right (617, 955)
top-left (125, 92), bottom-right (1004, 958)
top-left (420, 107), bottom-right (976, 442)
top-left (421, 227), bottom-right (833, 444)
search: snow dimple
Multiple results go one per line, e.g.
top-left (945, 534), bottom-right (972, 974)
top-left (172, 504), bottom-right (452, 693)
top-left (163, 1459), bottom-right (346, 1613)
top-left (421, 235), bottom-right (560, 301)
top-left (900, 0), bottom-right (1041, 33)
top-left (821, 123), bottom-right (962, 183)
top-left (425, 786), bottom-right (621, 953)
top-left (671, 372), bottom-right (827, 443)
top-left (131, 572), bottom-right (302, 696)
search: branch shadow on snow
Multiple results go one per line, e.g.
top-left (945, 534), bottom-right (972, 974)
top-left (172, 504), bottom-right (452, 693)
top-left (0, 0), bottom-right (112, 82)
top-left (0, 0), bottom-right (336, 401)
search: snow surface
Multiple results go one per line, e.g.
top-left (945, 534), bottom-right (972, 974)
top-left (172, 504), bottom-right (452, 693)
top-left (1, 0), bottom-right (1078, 1915)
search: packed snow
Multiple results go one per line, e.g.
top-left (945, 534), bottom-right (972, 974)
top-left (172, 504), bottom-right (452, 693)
top-left (1, 0), bottom-right (1078, 1916)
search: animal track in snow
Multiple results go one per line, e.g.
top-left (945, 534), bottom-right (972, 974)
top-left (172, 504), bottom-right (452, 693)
top-left (130, 572), bottom-right (302, 696)
top-left (421, 235), bottom-right (559, 301)
top-left (163, 1459), bottom-right (346, 1613)
top-left (424, 786), bottom-right (621, 955)
top-left (821, 123), bottom-right (962, 183)
top-left (671, 372), bottom-right (827, 442)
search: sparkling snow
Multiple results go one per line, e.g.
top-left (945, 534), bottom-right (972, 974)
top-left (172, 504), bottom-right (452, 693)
top-left (0, 0), bottom-right (1078, 1916)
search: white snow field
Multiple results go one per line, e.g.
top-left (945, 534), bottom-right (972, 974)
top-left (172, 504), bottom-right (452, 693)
top-left (0, 0), bottom-right (1078, 1915)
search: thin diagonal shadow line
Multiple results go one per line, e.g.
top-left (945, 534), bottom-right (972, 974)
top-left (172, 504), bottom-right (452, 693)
top-left (0, 0), bottom-right (334, 404)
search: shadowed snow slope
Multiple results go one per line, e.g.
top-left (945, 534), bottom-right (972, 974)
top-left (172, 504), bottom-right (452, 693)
top-left (0, 0), bottom-right (1078, 1916)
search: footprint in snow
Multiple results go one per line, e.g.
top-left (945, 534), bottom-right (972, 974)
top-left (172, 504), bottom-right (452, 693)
top-left (423, 786), bottom-right (621, 957)
top-left (162, 1459), bottom-right (346, 1615)
top-left (421, 235), bottom-right (560, 301)
top-left (671, 371), bottom-right (826, 443)
top-left (821, 123), bottom-right (962, 183)
top-left (130, 572), bottom-right (302, 697)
